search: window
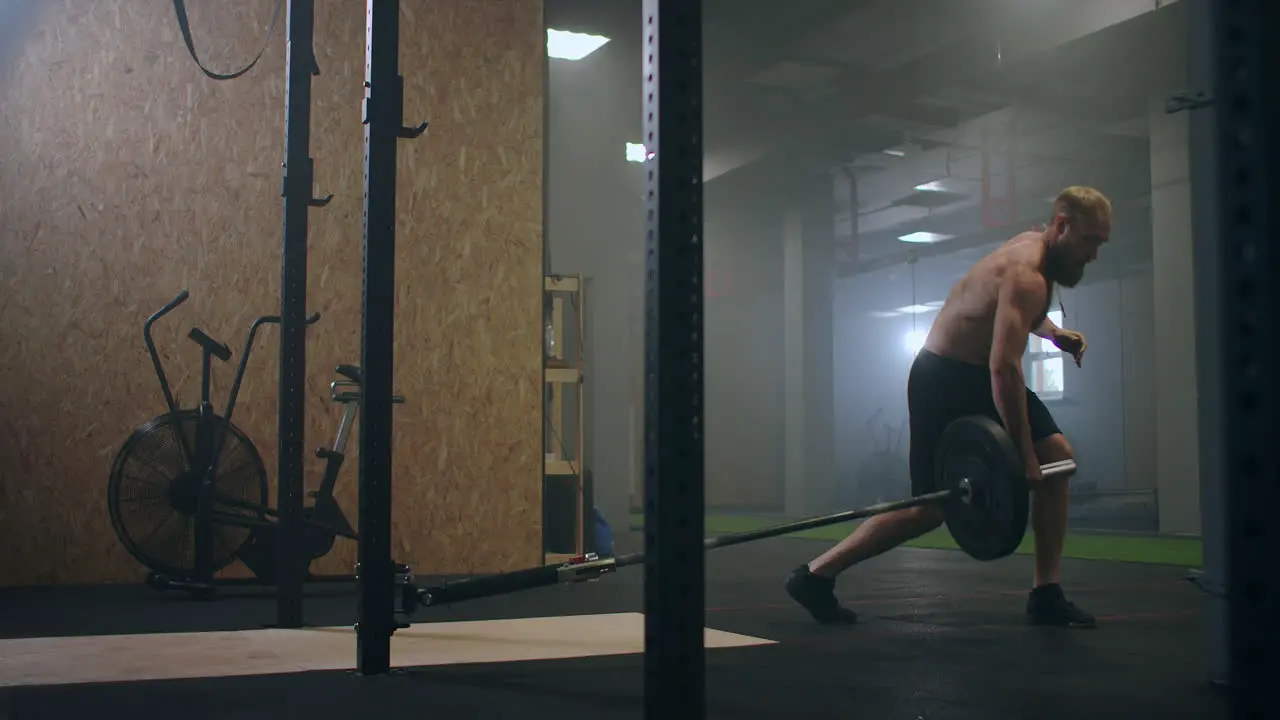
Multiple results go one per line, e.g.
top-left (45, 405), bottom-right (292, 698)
top-left (1026, 310), bottom-right (1065, 401)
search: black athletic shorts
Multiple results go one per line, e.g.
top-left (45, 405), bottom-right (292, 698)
top-left (906, 349), bottom-right (1061, 496)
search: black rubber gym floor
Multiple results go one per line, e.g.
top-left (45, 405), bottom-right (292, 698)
top-left (0, 537), bottom-right (1224, 719)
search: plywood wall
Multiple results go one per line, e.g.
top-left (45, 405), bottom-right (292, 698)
top-left (0, 0), bottom-right (545, 586)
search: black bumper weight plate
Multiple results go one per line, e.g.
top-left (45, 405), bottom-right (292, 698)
top-left (935, 415), bottom-right (1030, 561)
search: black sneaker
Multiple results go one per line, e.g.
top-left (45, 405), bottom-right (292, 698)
top-left (1026, 583), bottom-right (1097, 629)
top-left (784, 566), bottom-right (858, 625)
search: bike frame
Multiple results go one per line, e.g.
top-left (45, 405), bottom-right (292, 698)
top-left (138, 291), bottom-right (404, 565)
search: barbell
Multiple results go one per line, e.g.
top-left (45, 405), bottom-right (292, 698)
top-left (401, 414), bottom-right (1076, 611)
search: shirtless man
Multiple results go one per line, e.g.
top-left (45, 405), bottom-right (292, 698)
top-left (785, 185), bottom-right (1110, 629)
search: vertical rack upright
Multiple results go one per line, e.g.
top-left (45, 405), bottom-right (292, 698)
top-left (642, 0), bottom-right (706, 718)
top-left (355, 0), bottom-right (428, 676)
top-left (1208, 0), bottom-right (1279, 714)
top-left (276, 0), bottom-right (321, 631)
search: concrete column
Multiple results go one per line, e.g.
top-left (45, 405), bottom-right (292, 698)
top-left (580, 260), bottom-right (643, 551)
top-left (1119, 270), bottom-right (1157, 492)
top-left (1149, 96), bottom-right (1200, 534)
top-left (783, 178), bottom-right (836, 516)
top-left (802, 184), bottom-right (837, 516)
top-left (783, 210), bottom-right (807, 516)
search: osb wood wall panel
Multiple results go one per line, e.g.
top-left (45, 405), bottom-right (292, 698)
top-left (0, 0), bottom-right (544, 586)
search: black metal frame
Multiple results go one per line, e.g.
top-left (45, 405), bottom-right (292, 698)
top-left (276, 0), bottom-right (329, 630)
top-left (166, 0), bottom-right (336, 622)
top-left (356, 0), bottom-right (427, 675)
top-left (356, 0), bottom-right (398, 675)
top-left (1208, 0), bottom-right (1279, 714)
top-left (641, 1), bottom-right (705, 717)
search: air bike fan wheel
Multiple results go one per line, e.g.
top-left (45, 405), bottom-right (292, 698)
top-left (107, 410), bottom-right (269, 578)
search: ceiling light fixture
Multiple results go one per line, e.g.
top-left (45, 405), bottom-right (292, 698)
top-left (896, 303), bottom-right (938, 315)
top-left (625, 142), bottom-right (654, 163)
top-left (914, 180), bottom-right (949, 192)
top-left (547, 29), bottom-right (610, 60)
top-left (897, 231), bottom-right (952, 244)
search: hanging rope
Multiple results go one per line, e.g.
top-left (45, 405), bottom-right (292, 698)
top-left (171, 0), bottom-right (285, 81)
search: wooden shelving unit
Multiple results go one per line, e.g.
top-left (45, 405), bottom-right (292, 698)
top-left (543, 274), bottom-right (586, 562)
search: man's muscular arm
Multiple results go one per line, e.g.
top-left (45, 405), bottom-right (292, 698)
top-left (1032, 314), bottom-right (1059, 339)
top-left (990, 268), bottom-right (1048, 481)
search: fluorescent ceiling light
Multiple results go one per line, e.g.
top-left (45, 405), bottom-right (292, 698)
top-left (896, 303), bottom-right (939, 315)
top-left (914, 180), bottom-right (949, 192)
top-left (625, 142), bottom-right (653, 164)
top-left (882, 148), bottom-right (907, 157)
top-left (897, 231), bottom-right (952, 244)
top-left (547, 29), bottom-right (610, 60)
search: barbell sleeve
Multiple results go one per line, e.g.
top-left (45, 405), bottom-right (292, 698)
top-left (413, 456), bottom-right (1078, 609)
top-left (1041, 458), bottom-right (1077, 478)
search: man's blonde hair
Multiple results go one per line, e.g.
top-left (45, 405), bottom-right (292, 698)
top-left (1052, 186), bottom-right (1112, 229)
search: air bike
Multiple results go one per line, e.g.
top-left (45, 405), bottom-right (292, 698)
top-left (106, 290), bottom-right (405, 598)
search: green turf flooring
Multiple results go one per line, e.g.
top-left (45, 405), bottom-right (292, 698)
top-left (628, 514), bottom-right (1203, 568)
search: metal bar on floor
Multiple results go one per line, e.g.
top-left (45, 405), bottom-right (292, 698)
top-left (276, 0), bottom-right (320, 630)
top-left (641, 1), bottom-right (705, 719)
top-left (356, 0), bottom-right (401, 675)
